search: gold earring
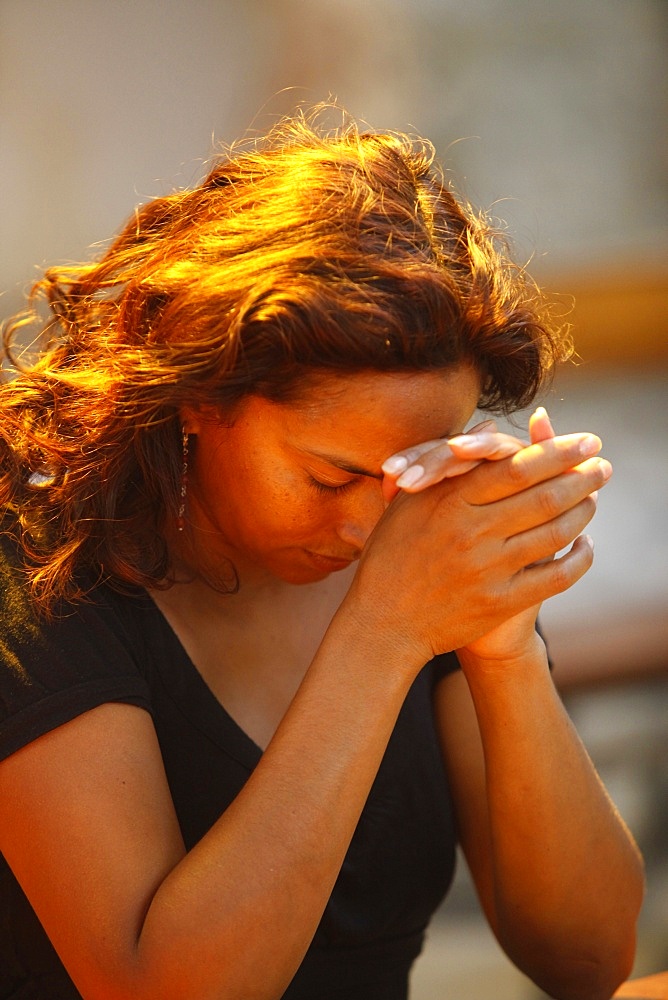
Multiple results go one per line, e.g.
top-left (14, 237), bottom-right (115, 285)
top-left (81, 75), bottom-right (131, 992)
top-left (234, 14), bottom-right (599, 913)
top-left (176, 426), bottom-right (189, 531)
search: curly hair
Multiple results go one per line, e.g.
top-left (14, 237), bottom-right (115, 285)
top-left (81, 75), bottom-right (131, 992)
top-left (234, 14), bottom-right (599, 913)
top-left (0, 106), bottom-right (571, 612)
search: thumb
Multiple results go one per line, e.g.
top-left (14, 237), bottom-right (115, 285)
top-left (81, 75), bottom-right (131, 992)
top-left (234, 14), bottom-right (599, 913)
top-left (529, 406), bottom-right (556, 444)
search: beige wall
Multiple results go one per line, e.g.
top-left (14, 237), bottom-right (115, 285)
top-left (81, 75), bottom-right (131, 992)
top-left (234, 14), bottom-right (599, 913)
top-left (2, 0), bottom-right (666, 326)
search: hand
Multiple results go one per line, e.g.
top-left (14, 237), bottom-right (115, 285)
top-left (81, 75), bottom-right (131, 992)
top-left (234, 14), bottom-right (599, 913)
top-left (381, 406), bottom-right (579, 660)
top-left (348, 409), bottom-right (611, 665)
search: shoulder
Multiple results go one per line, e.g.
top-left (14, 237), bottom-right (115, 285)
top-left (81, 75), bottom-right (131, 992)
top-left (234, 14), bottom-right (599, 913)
top-left (0, 528), bottom-right (153, 762)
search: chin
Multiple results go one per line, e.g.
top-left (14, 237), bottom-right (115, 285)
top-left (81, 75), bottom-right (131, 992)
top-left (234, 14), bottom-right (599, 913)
top-left (279, 557), bottom-right (355, 587)
top-left (278, 565), bottom-right (334, 586)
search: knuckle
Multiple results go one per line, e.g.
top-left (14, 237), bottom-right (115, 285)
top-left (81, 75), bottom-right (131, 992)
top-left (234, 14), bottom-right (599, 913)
top-left (443, 514), bottom-right (478, 555)
top-left (578, 457), bottom-right (610, 489)
top-left (580, 495), bottom-right (598, 526)
top-left (550, 558), bottom-right (574, 594)
top-left (401, 446), bottom-right (422, 466)
top-left (547, 519), bottom-right (571, 553)
top-left (550, 542), bottom-right (593, 593)
top-left (476, 585), bottom-right (505, 620)
top-left (592, 459), bottom-right (612, 488)
top-left (422, 443), bottom-right (453, 472)
top-left (548, 504), bottom-right (592, 550)
top-left (538, 483), bottom-right (562, 519)
top-left (457, 529), bottom-right (480, 556)
top-left (507, 453), bottom-right (532, 485)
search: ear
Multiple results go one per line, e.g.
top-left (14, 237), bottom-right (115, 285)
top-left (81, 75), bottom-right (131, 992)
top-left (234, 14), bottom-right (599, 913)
top-left (179, 404), bottom-right (224, 435)
top-left (179, 406), bottom-right (202, 436)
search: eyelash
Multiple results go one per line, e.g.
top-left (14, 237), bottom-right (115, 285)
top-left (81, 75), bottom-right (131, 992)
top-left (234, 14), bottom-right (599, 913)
top-left (308, 476), bottom-right (356, 495)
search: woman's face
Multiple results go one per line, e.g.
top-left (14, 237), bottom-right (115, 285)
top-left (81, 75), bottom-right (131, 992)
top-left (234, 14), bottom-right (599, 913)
top-left (182, 366), bottom-right (481, 586)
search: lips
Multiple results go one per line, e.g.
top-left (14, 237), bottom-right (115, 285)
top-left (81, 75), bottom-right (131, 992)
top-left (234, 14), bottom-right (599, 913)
top-left (304, 551), bottom-right (357, 572)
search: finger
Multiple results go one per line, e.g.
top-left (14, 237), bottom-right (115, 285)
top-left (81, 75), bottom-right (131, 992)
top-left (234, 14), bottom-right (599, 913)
top-left (382, 474), bottom-right (402, 504)
top-left (447, 430), bottom-right (526, 462)
top-left (393, 446), bottom-right (478, 491)
top-left (527, 408), bottom-right (558, 562)
top-left (512, 534), bottom-right (595, 606)
top-left (464, 534), bottom-right (595, 638)
top-left (382, 442), bottom-right (475, 500)
top-left (529, 405), bottom-right (556, 444)
top-left (468, 457), bottom-right (610, 549)
top-left (391, 430), bottom-right (529, 492)
top-left (381, 419), bottom-right (497, 478)
top-left (505, 494), bottom-right (598, 571)
top-left (382, 441), bottom-right (476, 493)
top-left (382, 439), bottom-right (447, 477)
top-left (530, 409), bottom-right (602, 512)
top-left (456, 433), bottom-right (607, 506)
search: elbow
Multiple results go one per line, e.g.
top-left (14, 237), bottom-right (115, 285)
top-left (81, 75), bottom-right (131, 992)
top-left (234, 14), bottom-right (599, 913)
top-left (499, 902), bottom-right (641, 1000)
top-left (522, 931), bottom-right (638, 1000)
top-left (502, 863), bottom-right (645, 1000)
top-left (533, 958), bottom-right (634, 1000)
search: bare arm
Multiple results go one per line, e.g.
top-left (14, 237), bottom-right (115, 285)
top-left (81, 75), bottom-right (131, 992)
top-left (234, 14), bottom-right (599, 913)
top-left (386, 409), bottom-right (644, 999)
top-left (0, 617), bottom-right (417, 1000)
top-left (436, 647), bottom-right (643, 1000)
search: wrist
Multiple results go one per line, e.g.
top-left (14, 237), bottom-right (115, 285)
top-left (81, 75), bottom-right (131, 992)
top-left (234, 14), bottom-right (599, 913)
top-left (455, 634), bottom-right (559, 731)
top-left (331, 586), bottom-right (430, 679)
top-left (456, 630), bottom-right (549, 679)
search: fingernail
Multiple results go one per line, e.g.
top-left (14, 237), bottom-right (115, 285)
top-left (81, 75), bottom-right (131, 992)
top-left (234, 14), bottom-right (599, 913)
top-left (578, 434), bottom-right (602, 457)
top-left (584, 534), bottom-right (594, 552)
top-left (536, 405), bottom-right (555, 430)
top-left (396, 464), bottom-right (425, 489)
top-left (382, 455), bottom-right (408, 475)
top-left (598, 458), bottom-right (613, 480)
top-left (447, 434), bottom-right (480, 451)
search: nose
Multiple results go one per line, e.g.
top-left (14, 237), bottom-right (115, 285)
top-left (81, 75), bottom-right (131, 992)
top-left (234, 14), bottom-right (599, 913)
top-left (335, 484), bottom-right (387, 551)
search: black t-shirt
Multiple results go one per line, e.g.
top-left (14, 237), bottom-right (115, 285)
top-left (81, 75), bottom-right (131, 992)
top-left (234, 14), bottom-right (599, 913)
top-left (0, 533), bottom-right (459, 999)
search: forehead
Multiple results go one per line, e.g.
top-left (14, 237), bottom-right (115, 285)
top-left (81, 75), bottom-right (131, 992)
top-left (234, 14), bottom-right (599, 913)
top-left (257, 366), bottom-right (482, 454)
top-left (288, 366), bottom-right (480, 413)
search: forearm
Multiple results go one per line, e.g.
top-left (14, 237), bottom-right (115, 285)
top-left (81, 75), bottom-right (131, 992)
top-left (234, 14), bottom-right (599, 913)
top-left (458, 637), bottom-right (644, 999)
top-left (135, 610), bottom-right (418, 1000)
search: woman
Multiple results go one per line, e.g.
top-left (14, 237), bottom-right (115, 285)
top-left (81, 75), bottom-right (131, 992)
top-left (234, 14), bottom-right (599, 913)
top-left (0, 110), bottom-right (643, 999)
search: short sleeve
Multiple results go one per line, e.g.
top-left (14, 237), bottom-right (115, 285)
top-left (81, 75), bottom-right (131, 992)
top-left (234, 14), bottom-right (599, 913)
top-left (0, 534), bottom-right (152, 762)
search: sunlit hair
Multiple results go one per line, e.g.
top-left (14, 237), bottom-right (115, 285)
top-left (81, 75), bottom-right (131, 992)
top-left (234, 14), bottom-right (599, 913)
top-left (1, 105), bottom-right (570, 611)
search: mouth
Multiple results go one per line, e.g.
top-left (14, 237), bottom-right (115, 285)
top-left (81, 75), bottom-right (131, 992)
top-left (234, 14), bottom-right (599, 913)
top-left (303, 551), bottom-right (357, 573)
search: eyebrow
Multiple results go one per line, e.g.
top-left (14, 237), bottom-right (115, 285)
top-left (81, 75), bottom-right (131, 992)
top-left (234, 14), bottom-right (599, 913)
top-left (303, 449), bottom-right (384, 481)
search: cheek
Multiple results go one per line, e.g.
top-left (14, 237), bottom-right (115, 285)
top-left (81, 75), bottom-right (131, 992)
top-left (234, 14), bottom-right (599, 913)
top-left (254, 478), bottom-right (323, 532)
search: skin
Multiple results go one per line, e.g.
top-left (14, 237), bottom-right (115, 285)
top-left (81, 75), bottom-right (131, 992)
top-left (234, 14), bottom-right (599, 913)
top-left (0, 367), bottom-right (643, 1000)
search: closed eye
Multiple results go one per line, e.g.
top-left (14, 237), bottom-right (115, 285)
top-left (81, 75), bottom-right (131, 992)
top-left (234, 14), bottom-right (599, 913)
top-left (308, 475), bottom-right (357, 495)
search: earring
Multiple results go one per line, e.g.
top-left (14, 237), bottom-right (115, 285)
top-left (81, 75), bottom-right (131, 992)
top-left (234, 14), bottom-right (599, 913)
top-left (176, 426), bottom-right (189, 532)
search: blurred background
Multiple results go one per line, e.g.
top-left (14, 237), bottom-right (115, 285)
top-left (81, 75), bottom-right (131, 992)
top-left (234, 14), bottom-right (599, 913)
top-left (1, 1), bottom-right (666, 995)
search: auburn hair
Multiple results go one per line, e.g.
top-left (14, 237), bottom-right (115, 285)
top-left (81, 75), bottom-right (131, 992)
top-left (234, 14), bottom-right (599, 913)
top-left (0, 106), bottom-right (570, 611)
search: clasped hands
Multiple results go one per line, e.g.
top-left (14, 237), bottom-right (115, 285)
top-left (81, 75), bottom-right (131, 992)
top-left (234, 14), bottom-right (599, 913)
top-left (357, 407), bottom-right (612, 663)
